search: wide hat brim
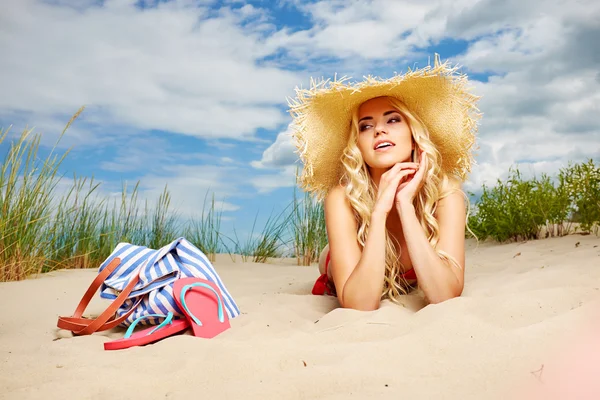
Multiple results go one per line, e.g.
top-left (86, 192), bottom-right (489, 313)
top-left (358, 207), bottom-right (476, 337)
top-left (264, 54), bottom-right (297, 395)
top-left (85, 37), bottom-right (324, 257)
top-left (288, 55), bottom-right (481, 200)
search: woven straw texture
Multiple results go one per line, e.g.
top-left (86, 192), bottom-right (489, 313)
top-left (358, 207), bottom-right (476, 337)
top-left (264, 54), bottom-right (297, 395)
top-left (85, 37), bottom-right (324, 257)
top-left (288, 55), bottom-right (481, 200)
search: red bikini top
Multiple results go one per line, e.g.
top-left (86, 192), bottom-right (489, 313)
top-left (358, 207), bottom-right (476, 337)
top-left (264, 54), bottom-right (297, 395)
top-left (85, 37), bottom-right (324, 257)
top-left (312, 252), bottom-right (417, 296)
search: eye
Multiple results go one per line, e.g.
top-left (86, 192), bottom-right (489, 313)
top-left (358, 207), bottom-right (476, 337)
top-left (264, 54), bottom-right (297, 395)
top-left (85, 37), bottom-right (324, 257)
top-left (359, 124), bottom-right (372, 132)
top-left (388, 116), bottom-right (401, 123)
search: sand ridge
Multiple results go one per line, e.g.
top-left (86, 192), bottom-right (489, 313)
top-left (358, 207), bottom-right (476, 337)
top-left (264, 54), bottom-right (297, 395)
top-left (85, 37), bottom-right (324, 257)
top-left (1, 234), bottom-right (599, 399)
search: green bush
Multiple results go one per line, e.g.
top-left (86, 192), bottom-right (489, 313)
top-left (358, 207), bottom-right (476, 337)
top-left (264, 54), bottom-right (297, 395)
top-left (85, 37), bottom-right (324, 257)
top-left (468, 159), bottom-right (599, 242)
top-left (1, 108), bottom-right (597, 281)
top-left (559, 159), bottom-right (600, 234)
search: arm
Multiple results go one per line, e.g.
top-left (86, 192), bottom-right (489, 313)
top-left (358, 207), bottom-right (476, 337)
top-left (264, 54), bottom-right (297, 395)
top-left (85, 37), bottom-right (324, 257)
top-left (324, 186), bottom-right (387, 311)
top-left (325, 162), bottom-right (418, 310)
top-left (324, 163), bottom-right (419, 311)
top-left (397, 179), bottom-right (466, 304)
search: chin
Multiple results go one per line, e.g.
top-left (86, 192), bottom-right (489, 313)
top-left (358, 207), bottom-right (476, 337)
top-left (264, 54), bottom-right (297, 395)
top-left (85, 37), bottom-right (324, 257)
top-left (367, 153), bottom-right (410, 170)
top-left (366, 161), bottom-right (396, 172)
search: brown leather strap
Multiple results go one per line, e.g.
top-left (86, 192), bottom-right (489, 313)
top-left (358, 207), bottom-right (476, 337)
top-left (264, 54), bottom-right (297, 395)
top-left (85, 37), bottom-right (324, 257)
top-left (57, 257), bottom-right (142, 336)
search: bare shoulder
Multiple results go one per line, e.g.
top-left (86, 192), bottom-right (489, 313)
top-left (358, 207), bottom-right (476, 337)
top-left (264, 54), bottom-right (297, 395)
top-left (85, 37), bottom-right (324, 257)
top-left (324, 184), bottom-right (357, 231)
top-left (435, 175), bottom-right (465, 213)
top-left (435, 175), bottom-right (467, 270)
top-left (323, 184), bottom-right (362, 296)
top-left (435, 175), bottom-right (466, 219)
top-left (439, 174), bottom-right (464, 199)
top-left (324, 183), bottom-right (348, 205)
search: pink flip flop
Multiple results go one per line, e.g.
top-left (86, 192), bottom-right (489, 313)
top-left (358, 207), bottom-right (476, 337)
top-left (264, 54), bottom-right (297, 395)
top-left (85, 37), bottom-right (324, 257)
top-left (104, 313), bottom-right (189, 351)
top-left (173, 277), bottom-right (231, 338)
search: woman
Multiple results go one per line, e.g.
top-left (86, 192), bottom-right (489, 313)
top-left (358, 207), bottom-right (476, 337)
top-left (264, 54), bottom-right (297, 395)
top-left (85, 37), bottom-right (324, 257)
top-left (289, 55), bottom-right (481, 311)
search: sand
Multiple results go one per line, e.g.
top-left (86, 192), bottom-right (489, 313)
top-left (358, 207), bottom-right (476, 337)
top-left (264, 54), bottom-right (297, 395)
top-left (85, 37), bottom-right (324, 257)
top-left (1, 234), bottom-right (600, 399)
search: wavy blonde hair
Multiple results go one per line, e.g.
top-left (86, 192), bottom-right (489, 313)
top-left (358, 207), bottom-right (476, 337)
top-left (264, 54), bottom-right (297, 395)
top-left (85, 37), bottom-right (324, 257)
top-left (340, 96), bottom-right (464, 301)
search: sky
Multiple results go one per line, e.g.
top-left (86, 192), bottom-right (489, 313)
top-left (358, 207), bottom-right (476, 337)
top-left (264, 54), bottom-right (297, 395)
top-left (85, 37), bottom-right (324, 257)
top-left (1, 0), bottom-right (599, 245)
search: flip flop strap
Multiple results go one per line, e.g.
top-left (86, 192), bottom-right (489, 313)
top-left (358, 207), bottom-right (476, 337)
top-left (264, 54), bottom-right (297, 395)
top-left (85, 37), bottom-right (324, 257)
top-left (56, 257), bottom-right (141, 335)
top-left (180, 282), bottom-right (225, 326)
top-left (124, 312), bottom-right (174, 338)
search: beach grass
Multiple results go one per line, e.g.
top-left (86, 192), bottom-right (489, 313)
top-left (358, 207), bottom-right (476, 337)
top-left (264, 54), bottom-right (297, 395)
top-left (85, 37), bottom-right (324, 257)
top-left (467, 160), bottom-right (600, 242)
top-left (289, 185), bottom-right (328, 266)
top-left (184, 192), bottom-right (223, 263)
top-left (1, 113), bottom-right (599, 281)
top-left (0, 110), bottom-right (78, 281)
top-left (221, 205), bottom-right (292, 263)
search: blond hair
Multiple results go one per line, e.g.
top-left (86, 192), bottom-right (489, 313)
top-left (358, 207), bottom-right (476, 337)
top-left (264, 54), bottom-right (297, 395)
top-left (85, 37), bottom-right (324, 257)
top-left (340, 96), bottom-right (464, 301)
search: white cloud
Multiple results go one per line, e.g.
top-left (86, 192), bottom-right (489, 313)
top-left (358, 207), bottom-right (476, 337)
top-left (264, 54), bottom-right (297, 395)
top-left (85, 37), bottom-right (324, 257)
top-left (0, 0), bottom-right (300, 143)
top-left (264, 0), bottom-right (440, 63)
top-left (256, 0), bottom-right (600, 196)
top-left (250, 124), bottom-right (298, 169)
top-left (41, 164), bottom-right (242, 225)
top-left (136, 164), bottom-right (245, 217)
top-left (248, 124), bottom-right (300, 192)
top-left (450, 0), bottom-right (600, 191)
top-left (249, 164), bottom-right (298, 193)
top-left (99, 136), bottom-right (179, 173)
top-left (3, 0), bottom-right (599, 204)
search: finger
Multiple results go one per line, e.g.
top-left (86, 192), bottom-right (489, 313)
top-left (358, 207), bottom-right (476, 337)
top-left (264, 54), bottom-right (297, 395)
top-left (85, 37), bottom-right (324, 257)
top-left (416, 154), bottom-right (427, 178)
top-left (378, 169), bottom-right (416, 206)
top-left (380, 170), bottom-right (415, 194)
top-left (400, 160), bottom-right (426, 193)
top-left (382, 162), bottom-right (419, 178)
top-left (395, 171), bottom-right (415, 188)
top-left (382, 168), bottom-right (416, 186)
top-left (396, 173), bottom-right (419, 193)
top-left (406, 153), bottom-right (424, 179)
top-left (386, 168), bottom-right (416, 183)
top-left (388, 169), bottom-right (416, 188)
top-left (396, 182), bottom-right (409, 192)
top-left (401, 161), bottom-right (420, 168)
top-left (415, 147), bottom-right (422, 161)
top-left (394, 162), bottom-right (420, 171)
top-left (381, 164), bottom-right (402, 182)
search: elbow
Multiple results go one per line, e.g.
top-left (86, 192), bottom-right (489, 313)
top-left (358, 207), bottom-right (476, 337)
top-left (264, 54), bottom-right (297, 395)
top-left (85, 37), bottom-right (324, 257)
top-left (428, 295), bottom-right (452, 305)
top-left (426, 268), bottom-right (464, 304)
top-left (427, 284), bottom-right (463, 305)
top-left (342, 302), bottom-right (380, 312)
top-left (339, 293), bottom-right (381, 311)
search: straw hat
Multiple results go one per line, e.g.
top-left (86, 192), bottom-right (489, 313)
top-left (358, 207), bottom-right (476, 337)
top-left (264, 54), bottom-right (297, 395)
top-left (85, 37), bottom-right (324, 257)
top-left (288, 54), bottom-right (481, 200)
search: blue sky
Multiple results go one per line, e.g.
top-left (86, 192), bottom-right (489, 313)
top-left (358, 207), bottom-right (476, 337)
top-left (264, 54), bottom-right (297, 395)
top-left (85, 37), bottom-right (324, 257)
top-left (1, 0), bottom-right (599, 246)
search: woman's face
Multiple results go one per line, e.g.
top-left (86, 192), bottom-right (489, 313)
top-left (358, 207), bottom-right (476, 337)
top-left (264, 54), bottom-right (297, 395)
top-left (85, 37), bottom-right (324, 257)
top-left (356, 96), bottom-right (413, 170)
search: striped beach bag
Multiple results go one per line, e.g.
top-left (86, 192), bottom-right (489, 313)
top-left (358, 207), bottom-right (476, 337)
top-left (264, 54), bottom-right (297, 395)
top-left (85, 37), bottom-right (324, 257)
top-left (57, 237), bottom-right (240, 335)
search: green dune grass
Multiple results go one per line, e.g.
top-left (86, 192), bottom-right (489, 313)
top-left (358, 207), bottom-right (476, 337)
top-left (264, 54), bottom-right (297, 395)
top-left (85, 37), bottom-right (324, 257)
top-left (1, 112), bottom-right (598, 281)
top-left (467, 160), bottom-right (600, 242)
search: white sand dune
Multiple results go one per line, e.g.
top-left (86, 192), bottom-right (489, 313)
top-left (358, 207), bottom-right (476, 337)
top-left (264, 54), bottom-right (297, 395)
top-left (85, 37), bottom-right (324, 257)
top-left (1, 234), bottom-right (599, 400)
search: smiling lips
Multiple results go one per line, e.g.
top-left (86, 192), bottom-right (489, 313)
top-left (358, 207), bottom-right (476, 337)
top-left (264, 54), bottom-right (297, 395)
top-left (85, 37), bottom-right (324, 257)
top-left (374, 140), bottom-right (395, 152)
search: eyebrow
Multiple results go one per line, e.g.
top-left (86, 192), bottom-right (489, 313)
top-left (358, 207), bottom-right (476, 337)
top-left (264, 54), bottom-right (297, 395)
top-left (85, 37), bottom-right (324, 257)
top-left (358, 110), bottom-right (400, 123)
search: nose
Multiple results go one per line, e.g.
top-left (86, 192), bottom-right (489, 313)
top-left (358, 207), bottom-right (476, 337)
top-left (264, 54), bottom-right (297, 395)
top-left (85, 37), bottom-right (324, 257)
top-left (375, 121), bottom-right (387, 136)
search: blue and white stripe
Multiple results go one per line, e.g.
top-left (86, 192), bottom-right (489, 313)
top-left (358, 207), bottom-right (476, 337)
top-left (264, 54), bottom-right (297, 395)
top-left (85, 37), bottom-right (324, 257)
top-left (98, 237), bottom-right (240, 327)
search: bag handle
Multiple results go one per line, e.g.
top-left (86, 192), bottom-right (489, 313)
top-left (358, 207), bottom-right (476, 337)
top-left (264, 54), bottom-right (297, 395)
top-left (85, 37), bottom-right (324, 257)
top-left (56, 257), bottom-right (142, 336)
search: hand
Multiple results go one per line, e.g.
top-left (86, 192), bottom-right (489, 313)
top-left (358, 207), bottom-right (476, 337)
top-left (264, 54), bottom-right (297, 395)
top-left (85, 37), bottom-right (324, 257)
top-left (373, 162), bottom-right (419, 216)
top-left (395, 150), bottom-right (427, 209)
